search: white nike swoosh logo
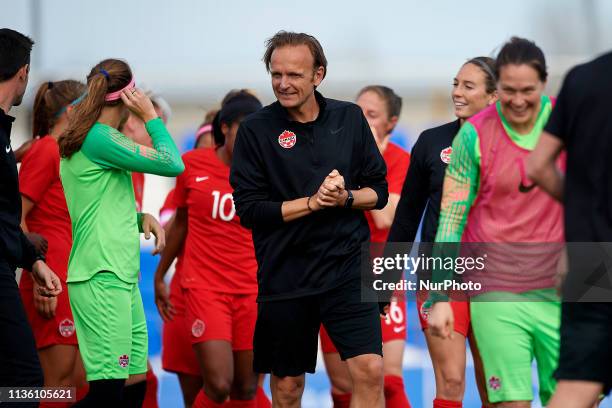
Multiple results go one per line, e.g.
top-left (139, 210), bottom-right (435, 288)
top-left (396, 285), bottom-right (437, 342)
top-left (330, 127), bottom-right (344, 135)
top-left (195, 176), bottom-right (209, 182)
top-left (393, 326), bottom-right (405, 333)
top-left (5, 145), bottom-right (11, 153)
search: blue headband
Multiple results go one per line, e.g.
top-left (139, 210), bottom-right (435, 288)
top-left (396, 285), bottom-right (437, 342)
top-left (54, 92), bottom-right (87, 118)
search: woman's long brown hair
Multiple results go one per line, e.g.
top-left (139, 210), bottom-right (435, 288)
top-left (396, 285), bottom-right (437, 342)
top-left (32, 80), bottom-right (85, 138)
top-left (58, 59), bottom-right (132, 158)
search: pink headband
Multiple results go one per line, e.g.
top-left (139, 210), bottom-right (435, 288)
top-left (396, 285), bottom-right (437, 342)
top-left (105, 78), bottom-right (136, 102)
top-left (196, 124), bottom-right (213, 138)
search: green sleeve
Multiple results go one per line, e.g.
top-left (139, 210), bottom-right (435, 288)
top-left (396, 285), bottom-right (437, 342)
top-left (137, 212), bottom-right (144, 233)
top-left (435, 122), bottom-right (481, 242)
top-left (82, 118), bottom-right (185, 176)
top-left (430, 122), bottom-right (481, 302)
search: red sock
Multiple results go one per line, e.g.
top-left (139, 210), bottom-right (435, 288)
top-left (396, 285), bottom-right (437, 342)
top-left (433, 398), bottom-right (462, 408)
top-left (255, 386), bottom-right (271, 408)
top-left (224, 399), bottom-right (256, 408)
top-left (142, 369), bottom-right (159, 408)
top-left (193, 389), bottom-right (225, 408)
top-left (331, 392), bottom-right (352, 408)
top-left (76, 384), bottom-right (89, 402)
top-left (384, 375), bottom-right (411, 408)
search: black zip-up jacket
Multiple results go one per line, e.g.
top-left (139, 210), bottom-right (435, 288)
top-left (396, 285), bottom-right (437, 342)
top-left (0, 108), bottom-right (37, 270)
top-left (388, 120), bottom-right (460, 243)
top-left (230, 91), bottom-right (388, 301)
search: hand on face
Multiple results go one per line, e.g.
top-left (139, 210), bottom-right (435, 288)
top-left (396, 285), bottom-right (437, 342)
top-left (120, 88), bottom-right (158, 123)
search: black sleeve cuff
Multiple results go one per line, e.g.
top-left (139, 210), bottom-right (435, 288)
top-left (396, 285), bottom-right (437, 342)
top-left (19, 232), bottom-right (39, 270)
top-left (370, 183), bottom-right (389, 210)
top-left (239, 200), bottom-right (284, 229)
top-left (255, 201), bottom-right (284, 227)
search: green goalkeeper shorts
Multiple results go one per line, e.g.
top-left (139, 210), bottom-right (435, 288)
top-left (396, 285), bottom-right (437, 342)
top-left (470, 289), bottom-right (560, 405)
top-left (68, 271), bottom-right (148, 381)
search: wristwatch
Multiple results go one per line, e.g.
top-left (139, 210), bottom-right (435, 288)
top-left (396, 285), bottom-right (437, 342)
top-left (34, 252), bottom-right (46, 264)
top-left (344, 189), bottom-right (354, 208)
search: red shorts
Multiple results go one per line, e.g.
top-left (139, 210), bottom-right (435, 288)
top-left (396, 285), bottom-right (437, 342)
top-left (320, 300), bottom-right (406, 353)
top-left (161, 284), bottom-right (199, 376)
top-left (416, 293), bottom-right (470, 337)
top-left (162, 311), bottom-right (200, 376)
top-left (380, 300), bottom-right (407, 342)
top-left (169, 273), bottom-right (186, 315)
top-left (185, 287), bottom-right (257, 350)
top-left (19, 272), bottom-right (78, 349)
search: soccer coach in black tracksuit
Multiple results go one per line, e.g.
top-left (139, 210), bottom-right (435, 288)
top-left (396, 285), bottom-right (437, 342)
top-left (230, 31), bottom-right (388, 408)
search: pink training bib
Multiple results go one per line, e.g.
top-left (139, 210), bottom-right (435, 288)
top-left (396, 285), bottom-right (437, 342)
top-left (461, 102), bottom-right (564, 294)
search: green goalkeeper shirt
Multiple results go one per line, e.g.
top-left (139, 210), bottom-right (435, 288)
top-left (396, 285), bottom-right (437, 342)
top-left (60, 118), bottom-right (184, 283)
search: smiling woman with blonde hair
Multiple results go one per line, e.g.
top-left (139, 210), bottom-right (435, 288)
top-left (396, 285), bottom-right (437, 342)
top-left (388, 56), bottom-right (497, 408)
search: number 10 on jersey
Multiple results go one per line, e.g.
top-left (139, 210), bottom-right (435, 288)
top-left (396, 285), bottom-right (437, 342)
top-left (211, 190), bottom-right (236, 221)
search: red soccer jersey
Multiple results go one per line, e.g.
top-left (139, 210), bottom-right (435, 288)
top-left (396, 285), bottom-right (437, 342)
top-left (132, 172), bottom-right (145, 212)
top-left (174, 148), bottom-right (258, 293)
top-left (19, 136), bottom-right (72, 280)
top-left (366, 142), bottom-right (410, 243)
